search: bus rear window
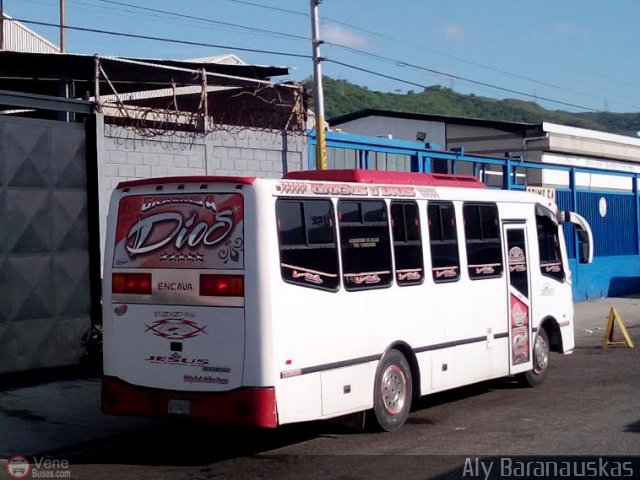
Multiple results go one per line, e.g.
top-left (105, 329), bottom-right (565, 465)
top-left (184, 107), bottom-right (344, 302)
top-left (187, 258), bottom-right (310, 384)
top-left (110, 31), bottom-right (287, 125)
top-left (338, 200), bottom-right (393, 291)
top-left (113, 193), bottom-right (245, 270)
top-left (276, 199), bottom-right (339, 291)
top-left (463, 203), bottom-right (503, 279)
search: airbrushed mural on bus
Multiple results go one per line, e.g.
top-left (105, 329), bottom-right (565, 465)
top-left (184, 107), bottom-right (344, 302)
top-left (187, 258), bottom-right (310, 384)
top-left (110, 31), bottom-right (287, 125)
top-left (102, 170), bottom-right (593, 431)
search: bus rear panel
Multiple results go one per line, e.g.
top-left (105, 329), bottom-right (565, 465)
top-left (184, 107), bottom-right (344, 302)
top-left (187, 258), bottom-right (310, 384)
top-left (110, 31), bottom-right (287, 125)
top-left (102, 178), bottom-right (277, 427)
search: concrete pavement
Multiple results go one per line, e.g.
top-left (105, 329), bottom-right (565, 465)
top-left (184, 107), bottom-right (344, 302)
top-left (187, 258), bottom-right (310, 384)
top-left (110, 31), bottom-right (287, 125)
top-left (0, 295), bottom-right (638, 460)
top-left (0, 377), bottom-right (154, 458)
top-left (574, 294), bottom-right (640, 347)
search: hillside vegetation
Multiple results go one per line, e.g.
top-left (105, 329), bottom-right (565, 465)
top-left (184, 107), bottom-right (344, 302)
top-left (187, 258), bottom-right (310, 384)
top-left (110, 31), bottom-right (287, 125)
top-left (305, 77), bottom-right (640, 136)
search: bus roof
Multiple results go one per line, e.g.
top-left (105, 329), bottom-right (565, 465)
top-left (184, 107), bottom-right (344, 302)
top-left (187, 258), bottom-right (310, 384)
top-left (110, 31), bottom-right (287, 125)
top-left (283, 170), bottom-right (485, 189)
top-left (116, 170), bottom-right (489, 192)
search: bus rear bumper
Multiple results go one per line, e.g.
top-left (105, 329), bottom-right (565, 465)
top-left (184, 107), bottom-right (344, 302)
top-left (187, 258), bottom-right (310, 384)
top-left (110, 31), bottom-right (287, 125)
top-left (101, 376), bottom-right (278, 428)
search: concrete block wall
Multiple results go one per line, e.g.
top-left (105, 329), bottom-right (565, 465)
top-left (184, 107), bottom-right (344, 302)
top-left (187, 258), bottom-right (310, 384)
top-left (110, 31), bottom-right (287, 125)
top-left (205, 129), bottom-right (305, 178)
top-left (97, 117), bottom-right (307, 254)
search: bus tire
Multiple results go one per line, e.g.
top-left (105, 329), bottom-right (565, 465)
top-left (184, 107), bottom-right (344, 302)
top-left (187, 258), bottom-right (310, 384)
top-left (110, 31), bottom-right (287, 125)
top-left (517, 328), bottom-right (550, 388)
top-left (370, 349), bottom-right (412, 432)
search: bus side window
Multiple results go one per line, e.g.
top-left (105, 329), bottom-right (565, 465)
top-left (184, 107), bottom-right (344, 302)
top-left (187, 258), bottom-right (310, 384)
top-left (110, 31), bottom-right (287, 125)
top-left (276, 199), bottom-right (340, 291)
top-left (390, 201), bottom-right (424, 286)
top-left (463, 203), bottom-right (503, 279)
top-left (338, 199), bottom-right (393, 291)
top-left (427, 202), bottom-right (461, 283)
top-left (536, 214), bottom-right (565, 282)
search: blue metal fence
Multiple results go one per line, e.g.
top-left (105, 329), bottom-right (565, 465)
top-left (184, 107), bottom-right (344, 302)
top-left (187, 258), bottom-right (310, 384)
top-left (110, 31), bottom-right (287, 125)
top-left (576, 191), bottom-right (637, 257)
top-left (309, 131), bottom-right (640, 301)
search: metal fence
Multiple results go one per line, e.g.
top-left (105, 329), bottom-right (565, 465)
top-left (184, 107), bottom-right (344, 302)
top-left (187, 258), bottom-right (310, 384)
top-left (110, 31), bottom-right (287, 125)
top-left (309, 131), bottom-right (640, 301)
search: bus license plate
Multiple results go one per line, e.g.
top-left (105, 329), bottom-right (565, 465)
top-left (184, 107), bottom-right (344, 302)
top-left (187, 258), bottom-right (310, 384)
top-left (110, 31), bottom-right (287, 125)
top-left (167, 399), bottom-right (191, 415)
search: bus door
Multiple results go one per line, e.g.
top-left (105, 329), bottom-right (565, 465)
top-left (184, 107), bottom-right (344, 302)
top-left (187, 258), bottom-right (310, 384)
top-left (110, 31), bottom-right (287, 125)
top-left (503, 223), bottom-right (534, 374)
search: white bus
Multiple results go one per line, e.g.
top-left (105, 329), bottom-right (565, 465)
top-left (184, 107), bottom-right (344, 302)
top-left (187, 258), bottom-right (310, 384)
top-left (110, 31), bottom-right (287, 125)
top-left (102, 169), bottom-right (593, 431)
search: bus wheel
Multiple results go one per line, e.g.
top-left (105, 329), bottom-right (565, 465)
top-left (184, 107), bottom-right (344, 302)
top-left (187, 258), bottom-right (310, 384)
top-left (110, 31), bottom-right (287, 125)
top-left (517, 328), bottom-right (550, 388)
top-left (371, 349), bottom-right (412, 432)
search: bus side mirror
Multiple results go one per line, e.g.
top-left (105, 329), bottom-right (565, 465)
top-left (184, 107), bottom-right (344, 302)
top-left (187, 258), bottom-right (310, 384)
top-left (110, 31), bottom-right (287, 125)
top-left (561, 211), bottom-right (594, 264)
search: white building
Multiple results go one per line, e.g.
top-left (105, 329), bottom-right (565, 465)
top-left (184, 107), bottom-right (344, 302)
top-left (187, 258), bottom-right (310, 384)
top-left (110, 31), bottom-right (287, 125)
top-left (0, 13), bottom-right (59, 53)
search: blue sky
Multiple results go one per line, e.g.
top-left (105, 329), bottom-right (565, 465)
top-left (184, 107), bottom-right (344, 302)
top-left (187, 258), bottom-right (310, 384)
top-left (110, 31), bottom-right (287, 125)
top-left (4, 0), bottom-right (640, 113)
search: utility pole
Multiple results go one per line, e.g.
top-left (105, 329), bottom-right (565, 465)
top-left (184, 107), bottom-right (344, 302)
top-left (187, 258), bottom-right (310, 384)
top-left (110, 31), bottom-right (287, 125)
top-left (310, 0), bottom-right (327, 170)
top-left (60, 0), bottom-right (66, 53)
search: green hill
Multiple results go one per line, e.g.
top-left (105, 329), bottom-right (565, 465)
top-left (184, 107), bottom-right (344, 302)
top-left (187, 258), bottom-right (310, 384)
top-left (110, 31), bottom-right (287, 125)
top-left (305, 77), bottom-right (640, 136)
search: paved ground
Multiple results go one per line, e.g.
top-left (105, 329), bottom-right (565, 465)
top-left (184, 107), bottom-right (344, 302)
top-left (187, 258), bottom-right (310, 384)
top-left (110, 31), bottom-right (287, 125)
top-left (1, 296), bottom-right (639, 479)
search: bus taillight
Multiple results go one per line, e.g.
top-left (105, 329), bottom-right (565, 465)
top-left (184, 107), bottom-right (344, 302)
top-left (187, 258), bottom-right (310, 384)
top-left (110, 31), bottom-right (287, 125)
top-left (112, 273), bottom-right (152, 295)
top-left (200, 274), bottom-right (244, 297)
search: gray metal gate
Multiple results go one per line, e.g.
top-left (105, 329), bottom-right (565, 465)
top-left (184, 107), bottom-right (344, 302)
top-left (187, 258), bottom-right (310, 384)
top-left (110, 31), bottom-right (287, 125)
top-left (0, 116), bottom-right (92, 373)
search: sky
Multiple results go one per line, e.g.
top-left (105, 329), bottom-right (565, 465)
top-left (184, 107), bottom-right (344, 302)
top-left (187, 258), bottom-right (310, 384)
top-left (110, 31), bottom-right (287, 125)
top-left (3, 0), bottom-right (640, 113)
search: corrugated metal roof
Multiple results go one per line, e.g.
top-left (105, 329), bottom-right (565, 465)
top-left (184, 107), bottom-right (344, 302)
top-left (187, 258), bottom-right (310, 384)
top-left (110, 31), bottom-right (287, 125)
top-left (0, 51), bottom-right (290, 93)
top-left (1, 14), bottom-right (59, 53)
top-left (543, 122), bottom-right (640, 147)
top-left (187, 54), bottom-right (246, 65)
top-left (330, 108), bottom-right (541, 134)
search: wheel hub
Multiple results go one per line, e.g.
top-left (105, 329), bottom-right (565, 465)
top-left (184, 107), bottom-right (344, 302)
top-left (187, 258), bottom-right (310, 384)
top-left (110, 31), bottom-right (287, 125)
top-left (533, 334), bottom-right (549, 373)
top-left (381, 365), bottom-right (407, 415)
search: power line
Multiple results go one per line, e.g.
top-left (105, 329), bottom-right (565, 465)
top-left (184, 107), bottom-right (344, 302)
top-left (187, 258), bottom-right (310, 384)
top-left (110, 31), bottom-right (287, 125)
top-left (51, 0), bottom-right (640, 110)
top-left (19, 0), bottom-right (302, 39)
top-left (89, 0), bottom-right (601, 106)
top-left (6, 20), bottom-right (602, 111)
top-left (322, 18), bottom-right (640, 111)
top-left (325, 19), bottom-right (570, 91)
top-left (324, 44), bottom-right (608, 111)
top-left (214, 0), bottom-right (638, 103)
top-left (94, 0), bottom-right (609, 104)
top-left (326, 58), bottom-right (603, 112)
top-left (18, 0), bottom-right (296, 43)
top-left (223, 0), bottom-right (308, 17)
top-left (10, 18), bottom-right (312, 59)
top-left (38, 0), bottom-right (639, 110)
top-left (325, 60), bottom-right (428, 91)
top-left (94, 0), bottom-right (309, 41)
top-left (9, 6), bottom-right (633, 111)
top-left (98, 0), bottom-right (607, 107)
top-left (68, 0), bottom-right (228, 31)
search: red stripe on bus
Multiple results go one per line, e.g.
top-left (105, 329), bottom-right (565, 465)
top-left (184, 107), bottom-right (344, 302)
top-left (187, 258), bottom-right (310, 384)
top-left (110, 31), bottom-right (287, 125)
top-left (102, 376), bottom-right (277, 428)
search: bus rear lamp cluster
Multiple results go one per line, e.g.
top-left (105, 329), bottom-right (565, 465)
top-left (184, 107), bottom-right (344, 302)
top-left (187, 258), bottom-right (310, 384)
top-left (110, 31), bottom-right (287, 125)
top-left (112, 273), bottom-right (152, 295)
top-left (200, 274), bottom-right (245, 297)
top-left (111, 273), bottom-right (245, 296)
